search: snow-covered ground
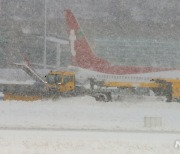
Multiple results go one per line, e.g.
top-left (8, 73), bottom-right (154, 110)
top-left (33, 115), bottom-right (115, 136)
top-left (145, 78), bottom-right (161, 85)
top-left (0, 95), bottom-right (180, 131)
top-left (0, 95), bottom-right (180, 153)
top-left (0, 129), bottom-right (179, 154)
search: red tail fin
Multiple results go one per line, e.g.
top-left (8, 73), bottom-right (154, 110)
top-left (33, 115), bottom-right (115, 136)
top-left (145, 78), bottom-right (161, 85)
top-left (65, 10), bottom-right (109, 70)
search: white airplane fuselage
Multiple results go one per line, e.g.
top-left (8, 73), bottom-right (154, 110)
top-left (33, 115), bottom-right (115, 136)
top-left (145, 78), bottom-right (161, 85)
top-left (68, 66), bottom-right (180, 85)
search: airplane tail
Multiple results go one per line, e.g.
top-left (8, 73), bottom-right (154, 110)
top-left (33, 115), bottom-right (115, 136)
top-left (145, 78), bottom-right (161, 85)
top-left (65, 10), bottom-right (174, 75)
top-left (65, 10), bottom-right (109, 70)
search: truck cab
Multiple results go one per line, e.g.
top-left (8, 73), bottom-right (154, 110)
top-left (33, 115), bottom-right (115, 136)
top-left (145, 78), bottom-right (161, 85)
top-left (45, 71), bottom-right (75, 94)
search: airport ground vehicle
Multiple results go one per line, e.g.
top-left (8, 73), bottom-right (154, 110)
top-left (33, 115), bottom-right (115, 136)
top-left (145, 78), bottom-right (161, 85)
top-left (151, 78), bottom-right (180, 102)
top-left (1, 64), bottom-right (87, 101)
top-left (89, 78), bottom-right (180, 102)
top-left (0, 64), bottom-right (180, 102)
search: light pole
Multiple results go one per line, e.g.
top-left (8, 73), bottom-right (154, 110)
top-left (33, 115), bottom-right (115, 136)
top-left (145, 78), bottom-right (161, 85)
top-left (44, 0), bottom-right (47, 69)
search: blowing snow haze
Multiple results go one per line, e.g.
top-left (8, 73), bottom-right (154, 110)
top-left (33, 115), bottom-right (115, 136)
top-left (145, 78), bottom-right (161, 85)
top-left (0, 0), bottom-right (180, 68)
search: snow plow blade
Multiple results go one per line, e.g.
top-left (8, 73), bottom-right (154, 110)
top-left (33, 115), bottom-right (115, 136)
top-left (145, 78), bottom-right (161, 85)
top-left (3, 93), bottom-right (42, 101)
top-left (1, 83), bottom-right (47, 101)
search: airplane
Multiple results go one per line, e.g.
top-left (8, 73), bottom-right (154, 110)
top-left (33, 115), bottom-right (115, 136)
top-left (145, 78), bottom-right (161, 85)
top-left (1, 10), bottom-right (179, 85)
top-left (65, 9), bottom-right (180, 83)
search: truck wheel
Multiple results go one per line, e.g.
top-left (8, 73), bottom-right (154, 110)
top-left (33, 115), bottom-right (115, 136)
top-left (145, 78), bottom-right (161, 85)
top-left (94, 93), bottom-right (111, 102)
top-left (95, 96), bottom-right (100, 101)
top-left (166, 95), bottom-right (172, 102)
top-left (95, 95), bottom-right (106, 102)
top-left (99, 94), bottom-right (109, 102)
top-left (99, 95), bottom-right (106, 102)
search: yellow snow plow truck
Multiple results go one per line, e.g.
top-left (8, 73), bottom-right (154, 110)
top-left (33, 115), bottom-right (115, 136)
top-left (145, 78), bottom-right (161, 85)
top-left (89, 78), bottom-right (180, 102)
top-left (1, 64), bottom-right (85, 101)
